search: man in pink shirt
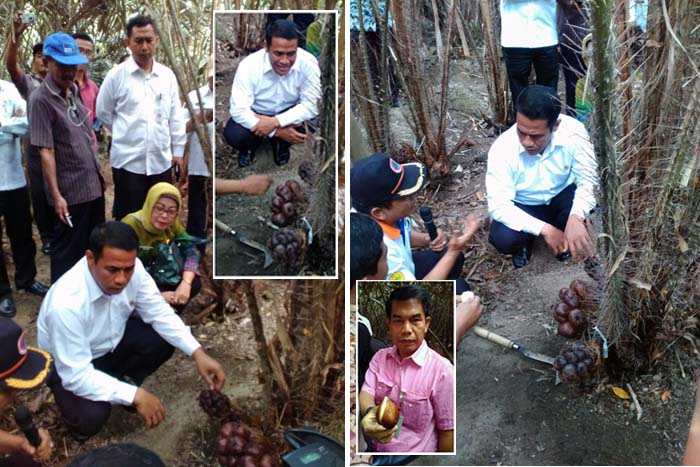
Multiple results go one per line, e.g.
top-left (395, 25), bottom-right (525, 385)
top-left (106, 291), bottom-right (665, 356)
top-left (72, 32), bottom-right (98, 146)
top-left (359, 284), bottom-right (455, 453)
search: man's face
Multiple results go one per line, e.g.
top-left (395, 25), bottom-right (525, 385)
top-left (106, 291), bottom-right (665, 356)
top-left (372, 194), bottom-right (417, 225)
top-left (32, 52), bottom-right (46, 75)
top-left (125, 24), bottom-right (158, 67)
top-left (386, 298), bottom-right (431, 359)
top-left (46, 58), bottom-right (77, 91)
top-left (515, 113), bottom-right (560, 156)
top-left (265, 36), bottom-right (298, 76)
top-left (75, 38), bottom-right (94, 72)
top-left (86, 246), bottom-right (137, 296)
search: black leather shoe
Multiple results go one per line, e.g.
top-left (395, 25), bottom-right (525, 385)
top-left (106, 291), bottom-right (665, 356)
top-left (556, 251), bottom-right (572, 262)
top-left (273, 141), bottom-right (290, 166)
top-left (512, 247), bottom-right (531, 269)
top-left (20, 281), bottom-right (50, 297)
top-left (0, 295), bottom-right (16, 318)
top-left (41, 242), bottom-right (53, 256)
top-left (238, 148), bottom-right (256, 168)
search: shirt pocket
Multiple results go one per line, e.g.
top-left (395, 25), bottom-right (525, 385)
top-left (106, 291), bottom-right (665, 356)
top-left (401, 389), bottom-right (433, 431)
top-left (374, 380), bottom-right (396, 403)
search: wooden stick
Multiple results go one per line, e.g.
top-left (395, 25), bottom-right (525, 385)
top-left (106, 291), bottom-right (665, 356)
top-left (430, 0), bottom-right (444, 60)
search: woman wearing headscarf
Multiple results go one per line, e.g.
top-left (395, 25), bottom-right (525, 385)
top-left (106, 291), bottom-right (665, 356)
top-left (122, 183), bottom-right (201, 309)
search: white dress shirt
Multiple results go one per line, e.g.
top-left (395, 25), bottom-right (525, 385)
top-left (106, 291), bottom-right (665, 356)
top-left (500, 0), bottom-right (558, 48)
top-left (38, 256), bottom-right (201, 406)
top-left (229, 48), bottom-right (321, 131)
top-left (96, 57), bottom-right (186, 175)
top-left (485, 114), bottom-right (598, 235)
top-left (183, 85), bottom-right (212, 177)
top-left (0, 80), bottom-right (28, 191)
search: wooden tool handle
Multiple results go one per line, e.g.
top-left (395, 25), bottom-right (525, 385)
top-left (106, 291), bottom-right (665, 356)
top-left (214, 219), bottom-right (233, 234)
top-left (473, 326), bottom-right (515, 349)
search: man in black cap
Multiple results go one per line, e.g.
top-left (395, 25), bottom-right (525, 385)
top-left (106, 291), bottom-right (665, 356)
top-left (0, 318), bottom-right (53, 466)
top-left (350, 153), bottom-right (479, 293)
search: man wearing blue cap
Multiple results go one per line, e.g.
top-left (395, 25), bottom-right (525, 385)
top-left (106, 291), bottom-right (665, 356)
top-left (350, 153), bottom-right (479, 293)
top-left (28, 32), bottom-right (105, 283)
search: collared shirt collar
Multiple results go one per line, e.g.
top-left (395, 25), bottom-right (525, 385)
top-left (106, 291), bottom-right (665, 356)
top-left (262, 49), bottom-right (301, 76)
top-left (126, 56), bottom-right (161, 76)
top-left (376, 218), bottom-right (401, 240)
top-left (388, 339), bottom-right (429, 367)
top-left (516, 119), bottom-right (565, 160)
top-left (82, 258), bottom-right (107, 303)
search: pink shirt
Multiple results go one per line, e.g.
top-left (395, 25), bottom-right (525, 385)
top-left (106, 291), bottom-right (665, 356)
top-left (77, 75), bottom-right (98, 148)
top-left (362, 340), bottom-right (455, 452)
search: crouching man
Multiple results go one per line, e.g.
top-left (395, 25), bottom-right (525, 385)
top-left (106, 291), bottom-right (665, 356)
top-left (38, 221), bottom-right (225, 441)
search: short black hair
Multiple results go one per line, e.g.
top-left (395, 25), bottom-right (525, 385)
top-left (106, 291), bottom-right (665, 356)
top-left (88, 222), bottom-right (139, 261)
top-left (32, 43), bottom-right (43, 56)
top-left (351, 198), bottom-right (394, 216)
top-left (350, 213), bottom-right (384, 287)
top-left (515, 85), bottom-right (561, 129)
top-left (265, 19), bottom-right (299, 45)
top-left (126, 15), bottom-right (155, 38)
top-left (385, 284), bottom-right (432, 319)
top-left (68, 443), bottom-right (166, 467)
top-left (72, 32), bottom-right (93, 43)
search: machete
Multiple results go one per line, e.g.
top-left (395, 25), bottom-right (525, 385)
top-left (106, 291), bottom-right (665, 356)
top-left (215, 219), bottom-right (273, 269)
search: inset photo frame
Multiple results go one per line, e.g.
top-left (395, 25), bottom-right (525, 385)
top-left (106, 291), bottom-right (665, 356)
top-left (355, 280), bottom-right (457, 456)
top-left (212, 10), bottom-right (338, 278)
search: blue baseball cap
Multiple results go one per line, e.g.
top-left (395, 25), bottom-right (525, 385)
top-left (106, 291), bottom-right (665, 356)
top-left (351, 152), bottom-right (426, 210)
top-left (43, 32), bottom-right (88, 66)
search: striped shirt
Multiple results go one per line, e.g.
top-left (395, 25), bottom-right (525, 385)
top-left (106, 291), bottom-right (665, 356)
top-left (28, 74), bottom-right (103, 206)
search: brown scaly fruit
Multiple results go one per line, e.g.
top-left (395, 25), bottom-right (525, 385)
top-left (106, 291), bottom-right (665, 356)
top-left (376, 396), bottom-right (400, 429)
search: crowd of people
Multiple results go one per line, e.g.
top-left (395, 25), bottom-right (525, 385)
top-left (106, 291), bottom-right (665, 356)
top-left (0, 12), bottom-right (229, 467)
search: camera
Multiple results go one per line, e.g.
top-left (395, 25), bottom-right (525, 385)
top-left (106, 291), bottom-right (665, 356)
top-left (20, 13), bottom-right (36, 25)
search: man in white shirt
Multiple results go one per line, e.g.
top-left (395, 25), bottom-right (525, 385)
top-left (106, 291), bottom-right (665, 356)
top-left (500, 0), bottom-right (559, 113)
top-left (0, 80), bottom-right (49, 318)
top-left (485, 85), bottom-right (598, 268)
top-left (183, 55), bottom-right (214, 244)
top-left (223, 19), bottom-right (321, 167)
top-left (38, 221), bottom-right (225, 440)
top-left (96, 15), bottom-right (186, 221)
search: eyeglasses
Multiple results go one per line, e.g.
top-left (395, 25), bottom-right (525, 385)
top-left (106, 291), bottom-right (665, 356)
top-left (153, 204), bottom-right (178, 218)
top-left (78, 47), bottom-right (93, 58)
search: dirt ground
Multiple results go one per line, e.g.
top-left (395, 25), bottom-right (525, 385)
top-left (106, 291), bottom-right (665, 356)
top-left (355, 55), bottom-right (695, 465)
top-left (213, 23), bottom-right (336, 278)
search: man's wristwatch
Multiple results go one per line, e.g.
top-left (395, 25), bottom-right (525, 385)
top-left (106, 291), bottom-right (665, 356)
top-left (362, 406), bottom-right (375, 418)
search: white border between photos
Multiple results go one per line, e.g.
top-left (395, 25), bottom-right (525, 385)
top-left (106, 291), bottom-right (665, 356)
top-left (212, 9), bottom-right (339, 280)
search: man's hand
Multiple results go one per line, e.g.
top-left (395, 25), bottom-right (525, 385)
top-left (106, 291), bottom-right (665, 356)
top-left (133, 387), bottom-right (165, 429)
top-left (251, 115), bottom-right (279, 137)
top-left (447, 215), bottom-right (482, 253)
top-left (564, 215), bottom-right (595, 260)
top-left (193, 348), bottom-right (225, 391)
top-left (541, 223), bottom-right (568, 255)
top-left (360, 407), bottom-right (399, 444)
top-left (52, 195), bottom-right (70, 225)
top-left (33, 428), bottom-right (52, 461)
top-left (429, 229), bottom-right (448, 252)
top-left (11, 12), bottom-right (29, 39)
top-left (275, 126), bottom-right (307, 145)
top-left (456, 292), bottom-right (483, 340)
top-left (240, 174), bottom-right (272, 195)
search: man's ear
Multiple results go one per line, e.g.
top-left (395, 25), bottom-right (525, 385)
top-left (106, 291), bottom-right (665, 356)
top-left (263, 40), bottom-right (269, 51)
top-left (370, 207), bottom-right (387, 223)
top-left (123, 36), bottom-right (129, 49)
top-left (552, 119), bottom-right (561, 133)
top-left (85, 249), bottom-right (95, 267)
top-left (424, 315), bottom-right (431, 330)
top-left (385, 317), bottom-right (391, 329)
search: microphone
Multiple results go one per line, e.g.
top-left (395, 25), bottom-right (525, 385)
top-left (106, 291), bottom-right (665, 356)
top-left (14, 406), bottom-right (41, 448)
top-left (419, 206), bottom-right (439, 242)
